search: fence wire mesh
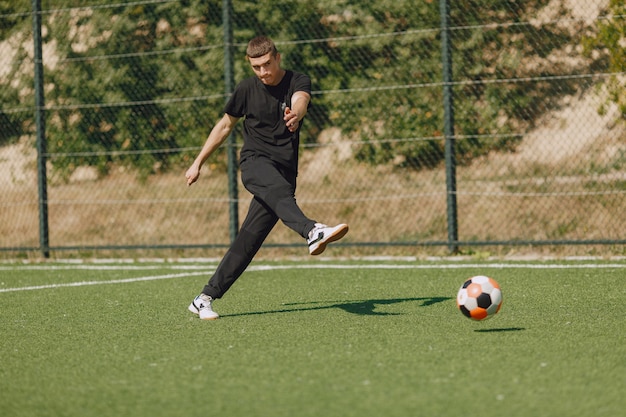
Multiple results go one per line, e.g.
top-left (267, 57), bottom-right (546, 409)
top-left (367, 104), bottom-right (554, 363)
top-left (1, 0), bottom-right (625, 256)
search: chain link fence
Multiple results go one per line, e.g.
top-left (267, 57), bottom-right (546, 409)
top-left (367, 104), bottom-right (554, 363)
top-left (1, 0), bottom-right (624, 257)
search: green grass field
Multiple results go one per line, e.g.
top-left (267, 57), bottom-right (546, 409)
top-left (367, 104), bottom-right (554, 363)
top-left (1, 259), bottom-right (624, 417)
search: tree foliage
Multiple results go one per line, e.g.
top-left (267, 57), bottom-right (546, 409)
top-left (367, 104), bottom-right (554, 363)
top-left (583, 0), bottom-right (626, 123)
top-left (0, 0), bottom-right (32, 146)
top-left (0, 0), bottom-right (593, 176)
top-left (43, 0), bottom-right (226, 178)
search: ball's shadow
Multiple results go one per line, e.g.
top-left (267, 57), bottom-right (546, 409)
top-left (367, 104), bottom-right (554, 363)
top-left (474, 327), bottom-right (525, 333)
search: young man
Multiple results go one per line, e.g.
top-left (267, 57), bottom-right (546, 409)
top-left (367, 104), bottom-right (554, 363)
top-left (186, 36), bottom-right (349, 320)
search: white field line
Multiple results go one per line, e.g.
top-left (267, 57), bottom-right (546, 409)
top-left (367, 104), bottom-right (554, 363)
top-left (0, 264), bottom-right (210, 271)
top-left (246, 263), bottom-right (626, 271)
top-left (0, 271), bottom-right (212, 293)
top-left (0, 263), bottom-right (624, 294)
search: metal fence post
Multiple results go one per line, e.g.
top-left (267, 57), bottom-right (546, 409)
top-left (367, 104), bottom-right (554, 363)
top-left (32, 0), bottom-right (49, 258)
top-left (439, 0), bottom-right (459, 253)
top-left (223, 0), bottom-right (238, 242)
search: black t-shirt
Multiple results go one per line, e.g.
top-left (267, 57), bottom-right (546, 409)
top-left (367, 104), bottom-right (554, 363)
top-left (223, 70), bottom-right (311, 171)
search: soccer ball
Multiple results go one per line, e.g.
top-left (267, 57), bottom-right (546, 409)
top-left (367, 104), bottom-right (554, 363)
top-left (456, 276), bottom-right (503, 320)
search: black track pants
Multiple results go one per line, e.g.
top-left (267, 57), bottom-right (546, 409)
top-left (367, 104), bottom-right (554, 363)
top-left (202, 157), bottom-right (316, 299)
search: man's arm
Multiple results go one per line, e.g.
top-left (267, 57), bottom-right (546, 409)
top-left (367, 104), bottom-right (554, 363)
top-left (284, 91), bottom-right (311, 132)
top-left (185, 113), bottom-right (239, 186)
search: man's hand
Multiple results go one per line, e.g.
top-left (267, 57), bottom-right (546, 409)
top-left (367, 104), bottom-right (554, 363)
top-left (185, 113), bottom-right (239, 187)
top-left (185, 164), bottom-right (201, 186)
top-left (284, 106), bottom-right (299, 132)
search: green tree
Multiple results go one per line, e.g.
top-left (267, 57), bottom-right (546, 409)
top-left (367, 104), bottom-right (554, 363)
top-left (583, 0), bottom-right (626, 123)
top-left (1, 0), bottom-right (589, 175)
top-left (45, 0), bottom-right (225, 179)
top-left (0, 0), bottom-right (32, 146)
top-left (267, 0), bottom-right (581, 168)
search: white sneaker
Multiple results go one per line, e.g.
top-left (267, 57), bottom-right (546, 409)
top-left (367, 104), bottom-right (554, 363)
top-left (188, 294), bottom-right (219, 320)
top-left (307, 223), bottom-right (349, 255)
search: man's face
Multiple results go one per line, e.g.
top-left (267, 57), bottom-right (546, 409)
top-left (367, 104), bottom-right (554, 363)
top-left (248, 52), bottom-right (282, 86)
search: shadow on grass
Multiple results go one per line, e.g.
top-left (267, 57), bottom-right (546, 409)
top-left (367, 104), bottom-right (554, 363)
top-left (474, 327), bottom-right (526, 333)
top-left (224, 296), bottom-right (452, 318)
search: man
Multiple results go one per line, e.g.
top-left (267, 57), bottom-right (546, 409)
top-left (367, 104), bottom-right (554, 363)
top-left (186, 36), bottom-right (349, 320)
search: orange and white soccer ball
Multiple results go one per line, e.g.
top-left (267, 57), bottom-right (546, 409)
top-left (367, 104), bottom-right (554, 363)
top-left (456, 276), bottom-right (503, 320)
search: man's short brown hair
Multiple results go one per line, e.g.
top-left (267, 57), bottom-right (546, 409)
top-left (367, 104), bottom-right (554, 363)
top-left (246, 36), bottom-right (278, 58)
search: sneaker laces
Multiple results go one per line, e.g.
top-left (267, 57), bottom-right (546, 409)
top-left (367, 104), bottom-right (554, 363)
top-left (308, 223), bottom-right (325, 240)
top-left (199, 294), bottom-right (213, 307)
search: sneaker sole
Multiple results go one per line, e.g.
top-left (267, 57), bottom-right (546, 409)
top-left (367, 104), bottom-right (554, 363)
top-left (310, 224), bottom-right (349, 256)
